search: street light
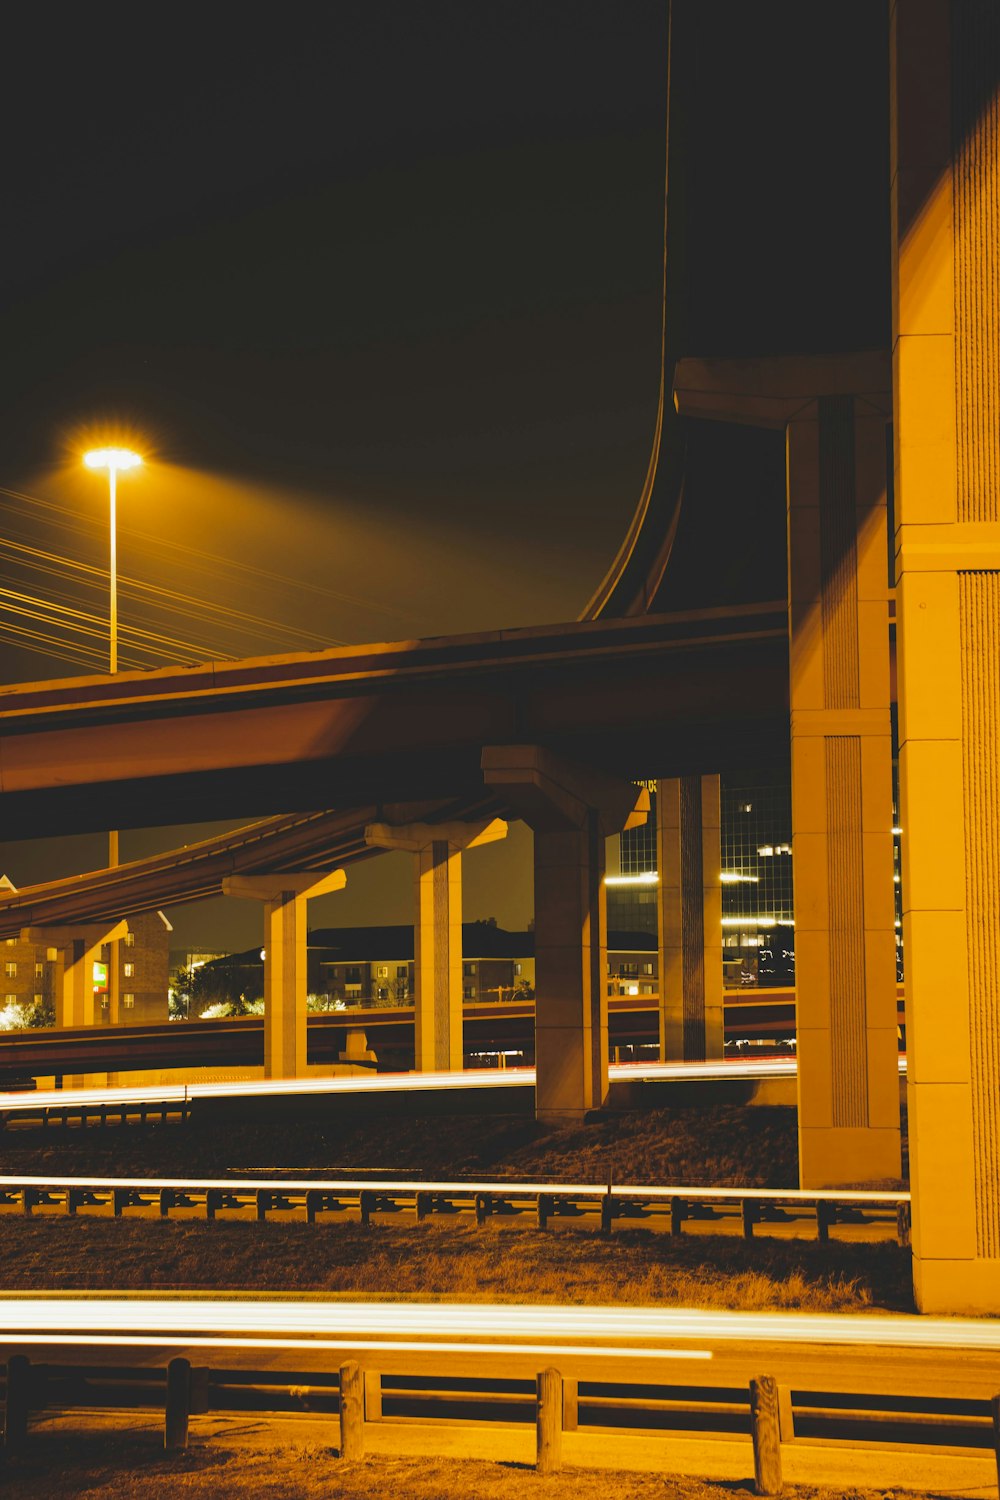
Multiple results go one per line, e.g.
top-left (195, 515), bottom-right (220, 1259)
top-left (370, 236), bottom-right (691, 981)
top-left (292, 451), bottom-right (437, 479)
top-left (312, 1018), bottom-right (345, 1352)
top-left (83, 447), bottom-right (142, 675)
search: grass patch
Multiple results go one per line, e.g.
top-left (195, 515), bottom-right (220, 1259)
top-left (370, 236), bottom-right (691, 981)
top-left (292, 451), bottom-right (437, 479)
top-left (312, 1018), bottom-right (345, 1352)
top-left (0, 1431), bottom-right (933, 1500)
top-left (0, 1103), bottom-right (802, 1188)
top-left (0, 1217), bottom-right (913, 1311)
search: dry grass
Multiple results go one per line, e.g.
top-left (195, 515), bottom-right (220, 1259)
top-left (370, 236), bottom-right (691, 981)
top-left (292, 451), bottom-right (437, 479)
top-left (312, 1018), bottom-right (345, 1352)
top-left (0, 1430), bottom-right (926, 1500)
top-left (0, 1217), bottom-right (913, 1311)
top-left (0, 1103), bottom-right (802, 1188)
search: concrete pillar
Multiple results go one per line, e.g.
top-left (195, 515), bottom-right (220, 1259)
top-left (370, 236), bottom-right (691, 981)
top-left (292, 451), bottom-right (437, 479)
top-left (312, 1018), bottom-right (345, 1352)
top-left (674, 352), bottom-right (900, 1186)
top-left (657, 775), bottom-right (723, 1060)
top-left (891, 0), bottom-right (1000, 1312)
top-left (482, 745), bottom-right (649, 1123)
top-left (22, 921), bottom-right (128, 1090)
top-left (222, 871), bottom-right (347, 1078)
top-left (22, 922), bottom-right (128, 1031)
top-left (365, 818), bottom-right (507, 1073)
top-left (786, 400), bottom-right (899, 1187)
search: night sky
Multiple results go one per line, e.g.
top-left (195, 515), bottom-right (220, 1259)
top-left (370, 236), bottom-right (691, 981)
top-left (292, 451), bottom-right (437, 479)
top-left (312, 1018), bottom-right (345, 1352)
top-left (0, 3), bottom-right (889, 948)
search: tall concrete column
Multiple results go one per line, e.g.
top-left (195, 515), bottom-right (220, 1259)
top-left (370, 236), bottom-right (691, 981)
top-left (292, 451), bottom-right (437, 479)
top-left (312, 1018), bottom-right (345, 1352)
top-left (365, 817), bottom-right (507, 1073)
top-left (22, 921), bottom-right (128, 1090)
top-left (674, 353), bottom-right (900, 1186)
top-left (222, 871), bottom-right (346, 1079)
top-left (657, 775), bottom-right (723, 1061)
top-left (891, 0), bottom-right (1000, 1312)
top-left (22, 921), bottom-right (128, 1031)
top-left (483, 746), bottom-right (648, 1123)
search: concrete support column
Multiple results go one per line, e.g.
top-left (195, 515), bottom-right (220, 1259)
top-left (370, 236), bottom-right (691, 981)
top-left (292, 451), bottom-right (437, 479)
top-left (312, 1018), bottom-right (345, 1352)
top-left (786, 403), bottom-right (900, 1187)
top-left (656, 775), bottom-right (723, 1061)
top-left (365, 817), bottom-right (507, 1073)
top-left (483, 745), bottom-right (649, 1123)
top-left (891, 0), bottom-right (1000, 1312)
top-left (674, 351), bottom-right (900, 1187)
top-left (22, 922), bottom-right (128, 1031)
top-left (222, 871), bottom-right (346, 1079)
top-left (22, 920), bottom-right (128, 1090)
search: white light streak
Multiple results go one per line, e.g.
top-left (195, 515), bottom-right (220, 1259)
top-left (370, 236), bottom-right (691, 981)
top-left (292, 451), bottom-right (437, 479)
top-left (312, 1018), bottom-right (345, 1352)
top-left (0, 1299), bottom-right (994, 1353)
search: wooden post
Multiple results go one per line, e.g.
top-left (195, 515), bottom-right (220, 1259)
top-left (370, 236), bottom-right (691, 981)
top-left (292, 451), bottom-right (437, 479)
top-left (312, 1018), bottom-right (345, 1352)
top-left (536, 1367), bottom-right (562, 1474)
top-left (815, 1200), bottom-right (831, 1243)
top-left (164, 1357), bottom-right (191, 1451)
top-left (749, 1376), bottom-right (783, 1495)
top-left (4, 1355), bottom-right (30, 1451)
top-left (537, 1192), bottom-right (552, 1230)
top-left (670, 1196), bottom-right (686, 1235)
top-left (159, 1188), bottom-right (173, 1219)
top-left (741, 1199), bottom-right (757, 1239)
top-left (363, 1369), bottom-right (382, 1422)
top-left (777, 1384), bottom-right (794, 1443)
top-left (600, 1195), bottom-right (614, 1236)
top-left (359, 1190), bottom-right (373, 1227)
top-left (339, 1361), bottom-right (364, 1460)
top-left (256, 1189), bottom-right (269, 1222)
top-left (415, 1191), bottom-right (430, 1222)
top-left (475, 1192), bottom-right (491, 1226)
top-left (20, 1188), bottom-right (33, 1218)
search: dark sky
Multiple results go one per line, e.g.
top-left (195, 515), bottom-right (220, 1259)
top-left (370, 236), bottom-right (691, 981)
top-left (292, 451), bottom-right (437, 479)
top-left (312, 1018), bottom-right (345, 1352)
top-left (0, 3), bottom-right (889, 948)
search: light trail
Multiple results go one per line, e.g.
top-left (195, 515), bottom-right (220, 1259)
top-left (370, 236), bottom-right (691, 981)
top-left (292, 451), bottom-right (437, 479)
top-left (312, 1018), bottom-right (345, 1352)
top-left (0, 1055), bottom-right (907, 1116)
top-left (0, 1299), bottom-right (995, 1353)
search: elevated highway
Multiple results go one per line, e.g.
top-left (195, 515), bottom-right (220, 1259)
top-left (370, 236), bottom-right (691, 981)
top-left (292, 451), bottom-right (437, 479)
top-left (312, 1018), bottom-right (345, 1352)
top-left (0, 603), bottom-right (787, 838)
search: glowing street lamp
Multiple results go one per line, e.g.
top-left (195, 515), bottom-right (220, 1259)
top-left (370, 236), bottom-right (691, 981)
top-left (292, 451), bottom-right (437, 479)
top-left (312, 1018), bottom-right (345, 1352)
top-left (83, 447), bottom-right (142, 675)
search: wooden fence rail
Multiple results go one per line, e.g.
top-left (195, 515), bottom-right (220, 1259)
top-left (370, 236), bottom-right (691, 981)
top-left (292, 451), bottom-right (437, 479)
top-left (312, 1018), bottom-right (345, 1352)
top-left (3, 1353), bottom-right (999, 1493)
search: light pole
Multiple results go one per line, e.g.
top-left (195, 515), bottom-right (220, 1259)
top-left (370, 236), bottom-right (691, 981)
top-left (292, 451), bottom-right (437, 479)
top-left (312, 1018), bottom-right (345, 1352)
top-left (83, 447), bottom-right (141, 1033)
top-left (83, 447), bottom-right (142, 677)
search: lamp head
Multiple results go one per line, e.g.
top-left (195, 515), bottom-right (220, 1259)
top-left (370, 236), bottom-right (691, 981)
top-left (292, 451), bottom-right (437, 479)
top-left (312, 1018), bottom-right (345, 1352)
top-left (84, 448), bottom-right (142, 473)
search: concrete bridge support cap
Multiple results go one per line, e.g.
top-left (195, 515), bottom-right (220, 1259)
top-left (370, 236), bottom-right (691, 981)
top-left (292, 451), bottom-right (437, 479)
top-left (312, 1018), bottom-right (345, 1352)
top-left (482, 746), bottom-right (649, 1124)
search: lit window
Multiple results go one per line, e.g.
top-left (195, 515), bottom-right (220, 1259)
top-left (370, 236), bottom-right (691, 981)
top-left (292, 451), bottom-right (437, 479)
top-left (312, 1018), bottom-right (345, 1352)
top-left (123, 994), bottom-right (135, 1009)
top-left (514, 963), bottom-right (522, 976)
top-left (33, 993), bottom-right (42, 1004)
top-left (642, 962), bottom-right (654, 975)
top-left (4, 994), bottom-right (15, 1004)
top-left (124, 932), bottom-right (135, 949)
top-left (4, 939), bottom-right (13, 948)
top-left (4, 962), bottom-right (15, 978)
top-left (396, 965), bottom-right (407, 978)
top-left (377, 965), bottom-right (388, 979)
top-left (124, 962), bottom-right (135, 978)
top-left (34, 963), bottom-right (43, 978)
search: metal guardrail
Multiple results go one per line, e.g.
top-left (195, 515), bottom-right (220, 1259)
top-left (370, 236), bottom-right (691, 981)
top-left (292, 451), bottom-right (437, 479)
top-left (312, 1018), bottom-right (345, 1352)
top-left (2, 1353), bottom-right (999, 1492)
top-left (0, 1172), bottom-right (912, 1244)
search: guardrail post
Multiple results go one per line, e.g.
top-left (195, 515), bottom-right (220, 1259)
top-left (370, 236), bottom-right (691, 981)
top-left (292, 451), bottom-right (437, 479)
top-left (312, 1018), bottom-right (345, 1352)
top-left (537, 1192), bottom-right (552, 1230)
top-left (113, 1187), bottom-right (127, 1218)
top-left (339, 1361), bottom-right (364, 1460)
top-left (896, 1201), bottom-right (912, 1248)
top-left (159, 1188), bottom-right (173, 1219)
top-left (4, 1355), bottom-right (30, 1451)
top-left (777, 1384), bottom-right (794, 1442)
top-left (600, 1195), bottom-right (615, 1236)
top-left (536, 1367), bottom-right (562, 1474)
top-left (306, 1189), bottom-right (319, 1224)
top-left (205, 1189), bottom-right (219, 1222)
top-left (990, 1392), bottom-right (1000, 1491)
top-left (670, 1196), bottom-right (686, 1235)
top-left (741, 1199), bottom-right (757, 1239)
top-left (164, 1357), bottom-right (191, 1450)
top-left (415, 1191), bottom-right (430, 1222)
top-left (359, 1190), bottom-right (373, 1227)
top-left (21, 1187), bottom-right (33, 1218)
top-left (256, 1189), bottom-right (269, 1222)
top-left (815, 1200), bottom-right (831, 1243)
top-left (475, 1192), bottom-right (492, 1226)
top-left (749, 1375), bottom-right (782, 1495)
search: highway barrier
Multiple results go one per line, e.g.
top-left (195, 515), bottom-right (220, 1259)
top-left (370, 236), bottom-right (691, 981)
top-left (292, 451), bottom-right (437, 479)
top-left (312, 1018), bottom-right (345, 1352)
top-left (3, 1354), bottom-right (999, 1491)
top-left (0, 1172), bottom-right (911, 1244)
